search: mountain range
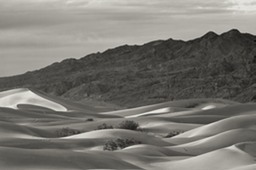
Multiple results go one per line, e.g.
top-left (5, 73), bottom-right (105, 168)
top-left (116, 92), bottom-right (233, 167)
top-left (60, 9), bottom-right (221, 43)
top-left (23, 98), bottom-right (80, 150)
top-left (0, 29), bottom-right (256, 108)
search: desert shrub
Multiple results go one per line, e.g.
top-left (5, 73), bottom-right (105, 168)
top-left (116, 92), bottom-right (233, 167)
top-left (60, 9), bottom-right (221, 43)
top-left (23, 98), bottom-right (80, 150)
top-left (103, 138), bottom-right (141, 151)
top-left (185, 103), bottom-right (200, 108)
top-left (56, 127), bottom-right (81, 137)
top-left (97, 123), bottom-right (114, 130)
top-left (117, 120), bottom-right (139, 130)
top-left (87, 118), bottom-right (94, 121)
top-left (164, 130), bottom-right (184, 138)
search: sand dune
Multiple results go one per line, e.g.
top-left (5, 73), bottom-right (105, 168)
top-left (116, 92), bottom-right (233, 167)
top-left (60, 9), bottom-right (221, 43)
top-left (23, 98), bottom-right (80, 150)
top-left (64, 129), bottom-right (170, 147)
top-left (0, 88), bottom-right (67, 112)
top-left (153, 144), bottom-right (256, 170)
top-left (168, 129), bottom-right (256, 155)
top-left (0, 88), bottom-right (255, 169)
top-left (229, 164), bottom-right (256, 170)
top-left (101, 98), bottom-right (237, 117)
top-left (121, 144), bottom-right (191, 157)
top-left (168, 114), bottom-right (256, 144)
top-left (0, 147), bottom-right (140, 170)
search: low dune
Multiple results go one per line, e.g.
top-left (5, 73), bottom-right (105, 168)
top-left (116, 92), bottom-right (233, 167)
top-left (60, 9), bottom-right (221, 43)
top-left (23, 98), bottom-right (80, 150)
top-left (0, 88), bottom-right (255, 170)
top-left (168, 129), bottom-right (256, 155)
top-left (153, 144), bottom-right (256, 170)
top-left (168, 114), bottom-right (256, 144)
top-left (64, 129), bottom-right (170, 147)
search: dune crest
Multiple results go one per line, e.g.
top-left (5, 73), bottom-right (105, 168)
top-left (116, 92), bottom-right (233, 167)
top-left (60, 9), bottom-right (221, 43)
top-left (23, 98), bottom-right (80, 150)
top-left (0, 88), bottom-right (67, 112)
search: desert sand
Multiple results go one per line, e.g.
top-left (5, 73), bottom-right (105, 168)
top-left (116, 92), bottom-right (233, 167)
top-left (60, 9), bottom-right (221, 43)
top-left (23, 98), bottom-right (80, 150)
top-left (0, 88), bottom-right (256, 170)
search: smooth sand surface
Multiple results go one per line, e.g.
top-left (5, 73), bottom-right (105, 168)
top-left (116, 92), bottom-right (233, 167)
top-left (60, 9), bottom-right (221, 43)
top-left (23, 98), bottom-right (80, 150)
top-left (0, 88), bottom-right (255, 170)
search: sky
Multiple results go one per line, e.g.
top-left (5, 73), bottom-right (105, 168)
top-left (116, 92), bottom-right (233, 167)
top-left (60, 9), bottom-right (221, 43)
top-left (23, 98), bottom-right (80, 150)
top-left (0, 0), bottom-right (256, 77)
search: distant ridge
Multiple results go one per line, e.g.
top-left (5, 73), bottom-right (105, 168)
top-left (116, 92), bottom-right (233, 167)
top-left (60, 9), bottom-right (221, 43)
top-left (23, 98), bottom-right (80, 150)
top-left (0, 29), bottom-right (256, 108)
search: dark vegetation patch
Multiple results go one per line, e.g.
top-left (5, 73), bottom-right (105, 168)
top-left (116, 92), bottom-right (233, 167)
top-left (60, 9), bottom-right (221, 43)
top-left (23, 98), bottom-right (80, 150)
top-left (97, 120), bottom-right (139, 131)
top-left (56, 127), bottom-right (81, 137)
top-left (103, 138), bottom-right (142, 151)
top-left (164, 130), bottom-right (184, 138)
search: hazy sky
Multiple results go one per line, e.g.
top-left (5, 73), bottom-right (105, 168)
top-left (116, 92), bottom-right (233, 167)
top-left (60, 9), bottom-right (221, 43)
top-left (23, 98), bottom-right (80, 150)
top-left (1, 0), bottom-right (256, 77)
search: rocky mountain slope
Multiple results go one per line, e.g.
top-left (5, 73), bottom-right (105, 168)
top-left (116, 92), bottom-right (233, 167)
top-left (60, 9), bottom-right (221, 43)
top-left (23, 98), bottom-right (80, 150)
top-left (0, 29), bottom-right (256, 108)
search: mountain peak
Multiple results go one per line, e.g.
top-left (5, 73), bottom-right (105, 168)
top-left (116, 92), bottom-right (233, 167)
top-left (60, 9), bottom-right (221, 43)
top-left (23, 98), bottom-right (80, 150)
top-left (227, 28), bottom-right (241, 33)
top-left (204, 31), bottom-right (218, 37)
top-left (221, 29), bottom-right (241, 37)
top-left (202, 31), bottom-right (219, 39)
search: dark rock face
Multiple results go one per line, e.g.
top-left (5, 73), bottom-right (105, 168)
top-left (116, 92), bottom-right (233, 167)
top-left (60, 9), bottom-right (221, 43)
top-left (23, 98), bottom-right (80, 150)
top-left (0, 29), bottom-right (256, 107)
